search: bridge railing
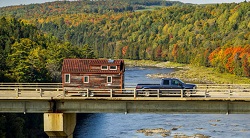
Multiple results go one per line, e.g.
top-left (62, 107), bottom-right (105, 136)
top-left (196, 84), bottom-right (250, 89)
top-left (1, 84), bottom-right (250, 99)
top-left (0, 87), bottom-right (63, 98)
top-left (0, 83), bottom-right (62, 88)
top-left (63, 88), bottom-right (250, 99)
top-left (1, 83), bottom-right (250, 89)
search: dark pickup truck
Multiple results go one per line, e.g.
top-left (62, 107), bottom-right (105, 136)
top-left (136, 78), bottom-right (197, 97)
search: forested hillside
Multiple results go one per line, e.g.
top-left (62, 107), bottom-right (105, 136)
top-left (0, 17), bottom-right (94, 83)
top-left (0, 0), bottom-right (249, 78)
top-left (0, 0), bottom-right (182, 19)
top-left (39, 2), bottom-right (249, 77)
top-left (0, 15), bottom-right (95, 138)
top-left (0, 1), bottom-right (249, 137)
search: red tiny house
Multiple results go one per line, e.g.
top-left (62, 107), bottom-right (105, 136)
top-left (61, 59), bottom-right (125, 90)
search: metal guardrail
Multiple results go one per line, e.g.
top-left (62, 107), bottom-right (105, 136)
top-left (1, 83), bottom-right (250, 89)
top-left (0, 86), bottom-right (250, 99)
top-left (125, 83), bottom-right (250, 89)
top-left (0, 87), bottom-right (63, 98)
top-left (64, 88), bottom-right (250, 98)
top-left (196, 84), bottom-right (250, 89)
top-left (0, 83), bottom-right (250, 99)
top-left (0, 83), bottom-right (62, 88)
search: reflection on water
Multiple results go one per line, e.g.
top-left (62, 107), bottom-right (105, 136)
top-left (73, 67), bottom-right (250, 138)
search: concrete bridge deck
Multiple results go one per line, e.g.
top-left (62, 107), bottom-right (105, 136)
top-left (1, 83), bottom-right (250, 137)
top-left (0, 83), bottom-right (250, 114)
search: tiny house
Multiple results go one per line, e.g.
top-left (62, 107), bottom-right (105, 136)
top-left (61, 59), bottom-right (125, 89)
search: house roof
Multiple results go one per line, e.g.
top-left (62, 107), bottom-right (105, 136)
top-left (62, 59), bottom-right (125, 73)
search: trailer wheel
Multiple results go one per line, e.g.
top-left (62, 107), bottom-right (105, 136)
top-left (90, 92), bottom-right (94, 97)
top-left (81, 92), bottom-right (87, 97)
top-left (144, 91), bottom-right (150, 97)
top-left (185, 90), bottom-right (191, 97)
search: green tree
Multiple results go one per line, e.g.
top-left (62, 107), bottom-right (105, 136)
top-left (6, 38), bottom-right (37, 82)
top-left (81, 44), bottom-right (95, 59)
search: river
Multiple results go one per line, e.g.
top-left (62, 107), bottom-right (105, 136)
top-left (73, 66), bottom-right (250, 138)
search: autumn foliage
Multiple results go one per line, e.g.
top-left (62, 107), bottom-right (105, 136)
top-left (1, 1), bottom-right (250, 78)
top-left (209, 45), bottom-right (250, 77)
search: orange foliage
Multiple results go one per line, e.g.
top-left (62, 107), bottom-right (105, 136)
top-left (225, 47), bottom-right (245, 73)
top-left (208, 47), bottom-right (221, 63)
top-left (209, 45), bottom-right (250, 76)
top-left (122, 46), bottom-right (128, 56)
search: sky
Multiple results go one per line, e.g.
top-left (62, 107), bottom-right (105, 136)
top-left (0, 0), bottom-right (248, 8)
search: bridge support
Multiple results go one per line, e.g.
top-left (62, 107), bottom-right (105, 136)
top-left (44, 113), bottom-right (76, 138)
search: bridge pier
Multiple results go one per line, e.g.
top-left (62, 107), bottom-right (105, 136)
top-left (44, 113), bottom-right (76, 138)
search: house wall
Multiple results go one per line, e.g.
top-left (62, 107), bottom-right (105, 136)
top-left (62, 73), bottom-right (124, 89)
top-left (61, 59), bottom-right (125, 89)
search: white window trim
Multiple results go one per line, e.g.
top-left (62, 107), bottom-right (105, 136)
top-left (83, 76), bottom-right (89, 83)
top-left (101, 65), bottom-right (108, 70)
top-left (65, 74), bottom-right (70, 83)
top-left (109, 65), bottom-right (117, 70)
top-left (107, 76), bottom-right (112, 83)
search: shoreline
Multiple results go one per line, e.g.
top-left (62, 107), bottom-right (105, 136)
top-left (124, 59), bottom-right (250, 84)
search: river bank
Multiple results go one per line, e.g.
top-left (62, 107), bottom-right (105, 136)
top-left (124, 59), bottom-right (250, 84)
top-left (74, 66), bottom-right (250, 138)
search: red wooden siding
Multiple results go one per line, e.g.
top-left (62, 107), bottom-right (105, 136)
top-left (62, 59), bottom-right (125, 89)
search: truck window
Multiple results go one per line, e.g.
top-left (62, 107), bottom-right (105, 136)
top-left (163, 80), bottom-right (169, 85)
top-left (171, 80), bottom-right (179, 85)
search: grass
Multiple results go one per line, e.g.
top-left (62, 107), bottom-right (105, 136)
top-left (182, 65), bottom-right (250, 84)
top-left (124, 59), bottom-right (250, 84)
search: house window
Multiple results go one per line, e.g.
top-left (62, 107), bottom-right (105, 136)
top-left (110, 66), bottom-right (117, 70)
top-left (101, 65), bottom-right (108, 70)
top-left (107, 76), bottom-right (112, 83)
top-left (83, 76), bottom-right (89, 83)
top-left (65, 74), bottom-right (70, 83)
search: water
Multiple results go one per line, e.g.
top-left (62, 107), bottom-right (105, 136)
top-left (124, 66), bottom-right (176, 86)
top-left (73, 67), bottom-right (250, 138)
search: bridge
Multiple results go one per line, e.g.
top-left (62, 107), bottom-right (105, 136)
top-left (1, 83), bottom-right (250, 138)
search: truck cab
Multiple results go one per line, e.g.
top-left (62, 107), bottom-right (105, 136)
top-left (136, 78), bottom-right (196, 97)
top-left (161, 78), bottom-right (196, 89)
top-left (136, 78), bottom-right (196, 90)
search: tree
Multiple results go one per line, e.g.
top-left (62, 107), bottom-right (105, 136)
top-left (242, 54), bottom-right (250, 77)
top-left (5, 114), bottom-right (25, 138)
top-left (81, 44), bottom-right (95, 59)
top-left (6, 38), bottom-right (37, 82)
